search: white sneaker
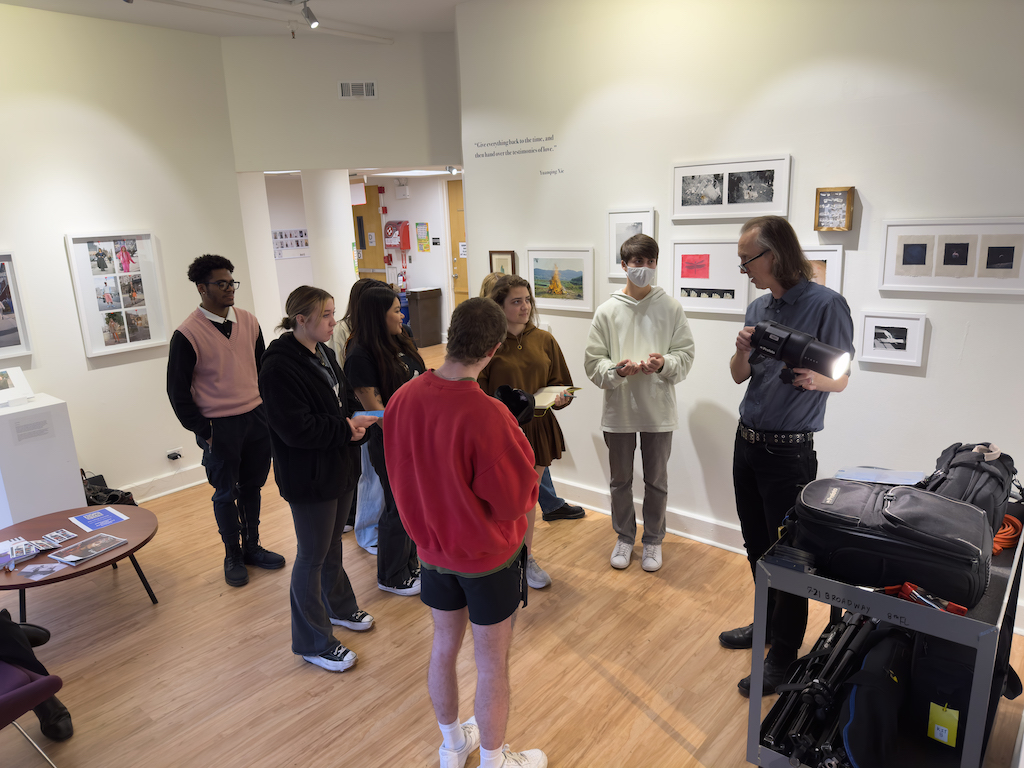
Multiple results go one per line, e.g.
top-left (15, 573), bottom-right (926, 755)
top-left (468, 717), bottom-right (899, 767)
top-left (494, 745), bottom-right (548, 767)
top-left (525, 556), bottom-right (551, 589)
top-left (439, 716), bottom-right (480, 768)
top-left (302, 644), bottom-right (357, 672)
top-left (642, 543), bottom-right (663, 572)
top-left (610, 540), bottom-right (632, 570)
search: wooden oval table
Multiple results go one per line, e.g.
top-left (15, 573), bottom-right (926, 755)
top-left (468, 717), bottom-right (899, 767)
top-left (0, 505), bottom-right (158, 622)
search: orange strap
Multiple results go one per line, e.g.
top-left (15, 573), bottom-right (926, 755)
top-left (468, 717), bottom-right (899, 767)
top-left (993, 514), bottom-right (1022, 556)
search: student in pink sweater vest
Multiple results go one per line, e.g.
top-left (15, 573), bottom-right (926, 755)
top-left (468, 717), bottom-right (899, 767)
top-left (167, 254), bottom-right (285, 587)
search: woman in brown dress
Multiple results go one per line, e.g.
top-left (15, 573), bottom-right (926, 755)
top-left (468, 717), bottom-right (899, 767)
top-left (479, 274), bottom-right (574, 589)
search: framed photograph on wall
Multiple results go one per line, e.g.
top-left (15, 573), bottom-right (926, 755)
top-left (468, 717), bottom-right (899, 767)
top-left (880, 219), bottom-right (1024, 295)
top-left (672, 155), bottom-right (790, 221)
top-left (65, 232), bottom-right (169, 357)
top-left (814, 187), bottom-right (854, 231)
top-left (858, 311), bottom-right (926, 367)
top-left (527, 248), bottom-right (594, 313)
top-left (672, 241), bottom-right (749, 315)
top-left (802, 244), bottom-right (845, 294)
top-left (0, 253), bottom-right (31, 359)
top-left (488, 250), bottom-right (517, 276)
top-left (607, 208), bottom-right (655, 278)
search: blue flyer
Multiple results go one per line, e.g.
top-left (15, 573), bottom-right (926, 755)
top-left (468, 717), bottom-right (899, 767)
top-left (69, 506), bottom-right (130, 532)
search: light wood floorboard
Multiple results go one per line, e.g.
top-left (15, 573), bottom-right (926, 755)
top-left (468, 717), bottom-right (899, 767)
top-left (2, 345), bottom-right (1022, 767)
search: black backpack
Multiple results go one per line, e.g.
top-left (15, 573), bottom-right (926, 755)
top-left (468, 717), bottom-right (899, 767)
top-left (917, 443), bottom-right (1019, 533)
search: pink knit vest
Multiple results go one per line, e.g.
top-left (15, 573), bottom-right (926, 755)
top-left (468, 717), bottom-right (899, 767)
top-left (177, 308), bottom-right (262, 418)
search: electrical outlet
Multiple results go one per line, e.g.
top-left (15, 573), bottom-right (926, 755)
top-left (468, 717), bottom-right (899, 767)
top-left (167, 447), bottom-right (183, 461)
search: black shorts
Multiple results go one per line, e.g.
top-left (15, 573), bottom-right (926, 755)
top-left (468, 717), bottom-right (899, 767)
top-left (420, 548), bottom-right (527, 626)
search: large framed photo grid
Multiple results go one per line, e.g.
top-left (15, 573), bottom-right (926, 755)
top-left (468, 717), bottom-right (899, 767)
top-left (880, 218), bottom-right (1024, 295)
top-left (607, 208), bottom-right (655, 278)
top-left (0, 253), bottom-right (31, 359)
top-left (65, 232), bottom-right (169, 357)
top-left (859, 311), bottom-right (927, 367)
top-left (672, 155), bottom-right (791, 221)
top-left (527, 248), bottom-right (594, 313)
top-left (672, 241), bottom-right (749, 315)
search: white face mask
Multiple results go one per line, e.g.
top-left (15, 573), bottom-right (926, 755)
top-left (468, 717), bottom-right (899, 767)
top-left (626, 265), bottom-right (656, 287)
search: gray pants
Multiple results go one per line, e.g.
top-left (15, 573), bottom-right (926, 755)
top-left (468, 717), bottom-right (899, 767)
top-left (604, 431), bottom-right (673, 546)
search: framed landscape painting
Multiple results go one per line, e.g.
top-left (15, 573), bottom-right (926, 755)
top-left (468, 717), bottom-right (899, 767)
top-left (527, 248), bottom-right (594, 313)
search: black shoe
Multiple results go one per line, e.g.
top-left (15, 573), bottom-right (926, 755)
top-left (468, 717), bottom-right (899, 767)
top-left (34, 696), bottom-right (73, 741)
top-left (718, 623), bottom-right (772, 649)
top-left (242, 541), bottom-right (286, 570)
top-left (224, 548), bottom-right (249, 587)
top-left (542, 503), bottom-right (586, 521)
top-left (738, 655), bottom-right (792, 698)
top-left (19, 623), bottom-right (50, 648)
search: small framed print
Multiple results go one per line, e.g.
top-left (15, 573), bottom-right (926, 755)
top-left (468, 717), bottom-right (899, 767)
top-left (672, 241), bottom-right (749, 315)
top-left (527, 248), bottom-right (594, 313)
top-left (0, 253), bottom-right (31, 359)
top-left (488, 250), bottom-right (517, 276)
top-left (814, 187), bottom-right (854, 231)
top-left (607, 208), bottom-right (655, 278)
top-left (672, 155), bottom-right (790, 221)
top-left (859, 311), bottom-right (926, 367)
top-left (0, 365), bottom-right (34, 406)
top-left (802, 245), bottom-right (844, 294)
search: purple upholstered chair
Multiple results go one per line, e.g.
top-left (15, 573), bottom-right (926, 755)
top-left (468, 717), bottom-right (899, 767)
top-left (0, 661), bottom-right (63, 767)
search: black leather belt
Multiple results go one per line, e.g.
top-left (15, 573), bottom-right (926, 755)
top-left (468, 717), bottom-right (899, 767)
top-left (738, 422), bottom-right (814, 445)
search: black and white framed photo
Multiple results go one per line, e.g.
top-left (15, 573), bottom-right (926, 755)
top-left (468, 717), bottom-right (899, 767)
top-left (880, 219), bottom-right (1024, 294)
top-left (65, 232), bottom-right (168, 357)
top-left (0, 253), bottom-right (31, 359)
top-left (672, 156), bottom-right (790, 221)
top-left (607, 208), bottom-right (655, 278)
top-left (814, 187), bottom-right (854, 231)
top-left (858, 311), bottom-right (926, 367)
top-left (527, 248), bottom-right (594, 313)
top-left (488, 250), bottom-right (517, 276)
top-left (672, 241), bottom-right (749, 315)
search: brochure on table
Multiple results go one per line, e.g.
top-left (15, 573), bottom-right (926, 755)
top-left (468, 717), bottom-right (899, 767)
top-left (69, 507), bottom-right (130, 532)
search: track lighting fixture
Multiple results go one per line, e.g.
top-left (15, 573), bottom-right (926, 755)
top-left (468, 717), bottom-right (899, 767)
top-left (301, 2), bottom-right (319, 28)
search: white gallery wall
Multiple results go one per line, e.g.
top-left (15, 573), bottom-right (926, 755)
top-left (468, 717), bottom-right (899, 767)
top-left (0, 4), bottom-right (252, 498)
top-left (455, 0), bottom-right (1024, 551)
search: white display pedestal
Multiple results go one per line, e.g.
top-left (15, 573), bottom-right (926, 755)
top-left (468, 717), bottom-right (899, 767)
top-left (0, 394), bottom-right (85, 528)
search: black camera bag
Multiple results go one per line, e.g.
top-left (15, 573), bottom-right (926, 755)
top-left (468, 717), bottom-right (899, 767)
top-left (916, 442), bottom-right (1018, 533)
top-left (788, 479), bottom-right (992, 608)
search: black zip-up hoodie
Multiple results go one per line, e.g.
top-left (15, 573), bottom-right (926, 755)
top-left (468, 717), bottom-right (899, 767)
top-left (259, 332), bottom-right (362, 503)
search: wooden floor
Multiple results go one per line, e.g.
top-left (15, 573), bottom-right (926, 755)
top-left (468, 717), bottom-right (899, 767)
top-left (2, 346), bottom-right (1022, 767)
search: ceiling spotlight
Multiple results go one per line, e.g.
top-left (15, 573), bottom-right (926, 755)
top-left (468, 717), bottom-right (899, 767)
top-left (301, 2), bottom-right (319, 28)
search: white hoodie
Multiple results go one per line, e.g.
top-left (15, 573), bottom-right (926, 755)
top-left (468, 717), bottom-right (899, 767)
top-left (584, 285), bottom-right (695, 432)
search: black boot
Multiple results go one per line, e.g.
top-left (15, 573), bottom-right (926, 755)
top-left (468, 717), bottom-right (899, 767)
top-left (34, 696), bottom-right (73, 741)
top-left (242, 537), bottom-right (285, 570)
top-left (224, 544), bottom-right (249, 587)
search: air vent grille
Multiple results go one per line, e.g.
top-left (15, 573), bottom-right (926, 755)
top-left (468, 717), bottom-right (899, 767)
top-left (339, 81), bottom-right (377, 100)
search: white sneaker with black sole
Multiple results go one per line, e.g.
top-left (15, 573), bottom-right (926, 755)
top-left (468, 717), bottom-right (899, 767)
top-left (438, 716), bottom-right (480, 768)
top-left (302, 644), bottom-right (357, 672)
top-left (331, 610), bottom-right (374, 631)
top-left (378, 575), bottom-right (421, 596)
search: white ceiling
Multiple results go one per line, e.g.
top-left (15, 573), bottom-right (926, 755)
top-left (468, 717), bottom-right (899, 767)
top-left (2, 0), bottom-right (463, 40)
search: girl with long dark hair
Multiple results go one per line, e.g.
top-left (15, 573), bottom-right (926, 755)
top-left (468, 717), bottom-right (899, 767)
top-left (259, 286), bottom-right (377, 672)
top-left (344, 285), bottom-right (426, 595)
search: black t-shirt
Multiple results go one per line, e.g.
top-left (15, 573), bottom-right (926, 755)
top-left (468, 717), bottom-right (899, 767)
top-left (344, 340), bottom-right (425, 405)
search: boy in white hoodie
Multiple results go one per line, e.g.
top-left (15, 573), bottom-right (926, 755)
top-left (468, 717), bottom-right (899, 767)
top-left (584, 234), bottom-right (695, 571)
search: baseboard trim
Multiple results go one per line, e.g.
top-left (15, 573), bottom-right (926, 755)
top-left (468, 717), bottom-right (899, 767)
top-left (123, 463), bottom-right (208, 504)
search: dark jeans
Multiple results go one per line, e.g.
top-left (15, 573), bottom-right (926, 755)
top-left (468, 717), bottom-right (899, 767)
top-left (198, 406), bottom-right (272, 548)
top-left (368, 431), bottom-right (418, 588)
top-left (733, 428), bottom-right (817, 660)
top-left (288, 490), bottom-right (359, 656)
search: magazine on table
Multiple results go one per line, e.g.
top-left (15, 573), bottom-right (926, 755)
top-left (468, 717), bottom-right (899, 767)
top-left (5, 541), bottom-right (38, 571)
top-left (42, 529), bottom-right (78, 546)
top-left (69, 507), bottom-right (130, 532)
top-left (28, 539), bottom-right (59, 552)
top-left (49, 533), bottom-right (128, 565)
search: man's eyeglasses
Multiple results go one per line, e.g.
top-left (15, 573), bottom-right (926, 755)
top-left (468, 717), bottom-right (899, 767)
top-left (204, 280), bottom-right (241, 290)
top-left (739, 249), bottom-right (770, 274)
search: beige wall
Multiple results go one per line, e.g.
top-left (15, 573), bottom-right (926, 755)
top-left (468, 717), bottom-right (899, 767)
top-left (455, 0), bottom-right (1024, 550)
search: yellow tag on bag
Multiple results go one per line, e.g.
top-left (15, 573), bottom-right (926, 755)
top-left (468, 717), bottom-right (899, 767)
top-left (928, 702), bottom-right (960, 747)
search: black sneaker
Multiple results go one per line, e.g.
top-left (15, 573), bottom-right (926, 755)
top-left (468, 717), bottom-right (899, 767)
top-left (242, 541), bottom-right (286, 570)
top-left (542, 503), bottom-right (586, 522)
top-left (302, 644), bottom-right (357, 672)
top-left (378, 575), bottom-right (421, 596)
top-left (331, 610), bottom-right (374, 631)
top-left (224, 549), bottom-right (249, 587)
top-left (738, 654), bottom-right (793, 697)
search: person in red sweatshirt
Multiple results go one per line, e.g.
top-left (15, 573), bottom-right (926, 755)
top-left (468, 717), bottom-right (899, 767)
top-left (385, 297), bottom-right (548, 768)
